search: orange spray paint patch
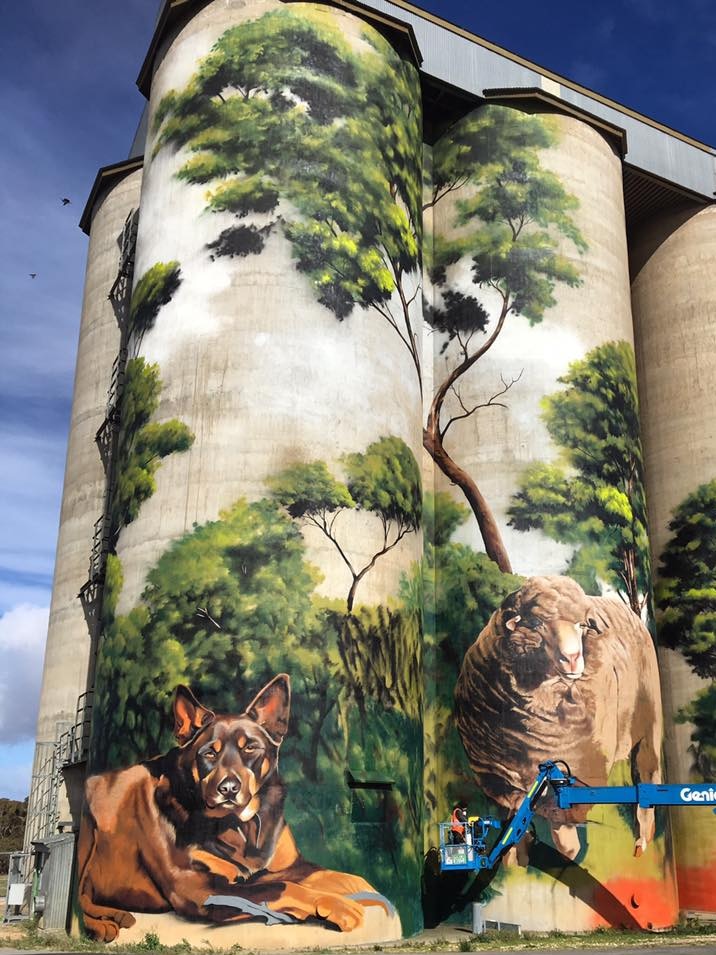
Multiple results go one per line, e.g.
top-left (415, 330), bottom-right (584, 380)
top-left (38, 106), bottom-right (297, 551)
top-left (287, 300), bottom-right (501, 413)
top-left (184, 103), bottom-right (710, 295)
top-left (587, 877), bottom-right (679, 930)
top-left (676, 865), bottom-right (716, 912)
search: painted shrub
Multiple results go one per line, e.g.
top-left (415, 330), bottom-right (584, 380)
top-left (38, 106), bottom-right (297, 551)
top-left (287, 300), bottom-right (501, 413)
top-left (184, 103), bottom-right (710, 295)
top-left (425, 104), bottom-right (678, 930)
top-left (82, 0), bottom-right (424, 946)
top-left (655, 479), bottom-right (716, 908)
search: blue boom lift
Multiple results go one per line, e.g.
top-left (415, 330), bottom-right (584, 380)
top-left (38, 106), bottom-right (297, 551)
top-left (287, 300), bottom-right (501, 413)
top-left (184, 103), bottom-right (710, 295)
top-left (439, 759), bottom-right (716, 871)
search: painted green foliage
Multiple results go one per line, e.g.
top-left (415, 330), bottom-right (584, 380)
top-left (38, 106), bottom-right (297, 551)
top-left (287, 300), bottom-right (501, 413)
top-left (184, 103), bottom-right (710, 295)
top-left (656, 479), bottom-right (716, 776)
top-left (268, 436), bottom-right (421, 611)
top-left (94, 499), bottom-right (319, 766)
top-left (109, 262), bottom-right (193, 541)
top-left (110, 359), bottom-right (194, 538)
top-left (153, 6), bottom-right (423, 382)
top-left (508, 341), bottom-right (650, 614)
top-left (129, 261), bottom-right (182, 341)
top-left (93, 492), bottom-right (424, 930)
top-left (407, 493), bottom-right (522, 838)
top-left (425, 107), bottom-right (586, 573)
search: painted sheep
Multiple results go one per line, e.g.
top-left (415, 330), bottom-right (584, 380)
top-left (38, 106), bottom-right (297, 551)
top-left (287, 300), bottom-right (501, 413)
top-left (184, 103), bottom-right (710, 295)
top-left (455, 575), bottom-right (663, 860)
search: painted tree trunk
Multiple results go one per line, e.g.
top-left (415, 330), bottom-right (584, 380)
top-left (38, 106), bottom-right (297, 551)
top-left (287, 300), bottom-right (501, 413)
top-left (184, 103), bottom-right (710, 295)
top-left (422, 424), bottom-right (513, 573)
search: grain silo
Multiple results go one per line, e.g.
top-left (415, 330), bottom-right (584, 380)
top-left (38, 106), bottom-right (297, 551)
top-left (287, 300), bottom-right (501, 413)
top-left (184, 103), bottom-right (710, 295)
top-left (428, 101), bottom-right (678, 930)
top-left (22, 162), bottom-right (143, 864)
top-left (17, 0), bottom-right (715, 943)
top-left (631, 203), bottom-right (716, 916)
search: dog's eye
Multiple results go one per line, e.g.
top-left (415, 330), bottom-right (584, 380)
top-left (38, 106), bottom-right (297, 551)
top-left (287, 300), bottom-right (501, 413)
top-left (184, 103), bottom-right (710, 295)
top-left (244, 742), bottom-right (258, 753)
top-left (203, 750), bottom-right (217, 760)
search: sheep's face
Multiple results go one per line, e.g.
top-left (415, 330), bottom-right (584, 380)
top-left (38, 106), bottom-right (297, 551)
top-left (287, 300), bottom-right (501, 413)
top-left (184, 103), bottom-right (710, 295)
top-left (500, 578), bottom-right (607, 683)
top-left (546, 619), bottom-right (586, 679)
top-left (505, 613), bottom-right (588, 680)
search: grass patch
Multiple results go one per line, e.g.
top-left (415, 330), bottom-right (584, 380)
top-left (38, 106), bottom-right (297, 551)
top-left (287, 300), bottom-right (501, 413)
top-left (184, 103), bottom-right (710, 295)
top-left (0, 918), bottom-right (715, 953)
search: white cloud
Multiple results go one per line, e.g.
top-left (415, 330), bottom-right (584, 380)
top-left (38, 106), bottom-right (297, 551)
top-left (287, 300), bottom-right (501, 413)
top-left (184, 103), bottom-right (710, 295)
top-left (0, 741), bottom-right (34, 801)
top-left (0, 431), bottom-right (62, 613)
top-left (0, 605), bottom-right (49, 744)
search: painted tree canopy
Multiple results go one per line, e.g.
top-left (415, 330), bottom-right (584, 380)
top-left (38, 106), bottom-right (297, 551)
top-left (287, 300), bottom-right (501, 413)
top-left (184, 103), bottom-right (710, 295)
top-left (509, 341), bottom-right (649, 614)
top-left (130, 261), bottom-right (181, 340)
top-left (153, 6), bottom-right (423, 384)
top-left (676, 684), bottom-right (716, 779)
top-left (268, 436), bottom-right (421, 611)
top-left (94, 498), bottom-right (320, 768)
top-left (109, 358), bottom-right (194, 539)
top-left (657, 479), bottom-right (716, 678)
top-left (656, 479), bottom-right (716, 776)
top-left (425, 107), bottom-right (586, 571)
top-left (109, 262), bottom-right (193, 539)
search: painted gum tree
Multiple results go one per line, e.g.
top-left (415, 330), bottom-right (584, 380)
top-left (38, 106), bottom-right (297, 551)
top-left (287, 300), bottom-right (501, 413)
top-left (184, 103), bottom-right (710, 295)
top-left (508, 341), bottom-right (650, 615)
top-left (425, 107), bottom-right (586, 572)
top-left (152, 7), bottom-right (424, 385)
top-left (151, 10), bottom-right (585, 573)
top-left (268, 436), bottom-right (421, 612)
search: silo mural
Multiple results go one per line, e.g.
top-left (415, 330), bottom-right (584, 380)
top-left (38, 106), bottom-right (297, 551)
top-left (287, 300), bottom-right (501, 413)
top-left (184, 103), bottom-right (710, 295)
top-left (423, 105), bottom-right (678, 930)
top-left (78, 0), bottom-right (423, 946)
top-left (631, 205), bottom-right (716, 913)
top-left (26, 0), bottom-right (716, 943)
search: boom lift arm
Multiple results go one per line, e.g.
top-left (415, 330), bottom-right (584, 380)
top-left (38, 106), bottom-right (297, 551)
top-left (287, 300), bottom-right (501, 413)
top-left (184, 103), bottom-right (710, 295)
top-left (439, 760), bottom-right (716, 872)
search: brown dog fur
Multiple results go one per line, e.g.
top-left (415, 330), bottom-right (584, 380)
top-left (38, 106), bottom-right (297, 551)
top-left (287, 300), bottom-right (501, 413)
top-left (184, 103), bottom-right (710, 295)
top-left (78, 675), bottom-right (386, 941)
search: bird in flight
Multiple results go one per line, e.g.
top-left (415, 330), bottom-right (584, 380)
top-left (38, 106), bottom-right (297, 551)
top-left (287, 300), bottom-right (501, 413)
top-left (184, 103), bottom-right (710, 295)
top-left (29, 273), bottom-right (37, 279)
top-left (61, 198), bottom-right (71, 206)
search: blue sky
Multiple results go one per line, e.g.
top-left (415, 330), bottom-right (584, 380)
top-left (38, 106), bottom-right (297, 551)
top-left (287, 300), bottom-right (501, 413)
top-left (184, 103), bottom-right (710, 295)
top-left (0, 0), bottom-right (714, 801)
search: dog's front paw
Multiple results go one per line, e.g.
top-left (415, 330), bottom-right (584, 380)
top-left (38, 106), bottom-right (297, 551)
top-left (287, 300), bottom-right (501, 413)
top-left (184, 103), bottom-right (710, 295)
top-left (83, 910), bottom-right (136, 942)
top-left (190, 848), bottom-right (250, 885)
top-left (314, 893), bottom-right (366, 931)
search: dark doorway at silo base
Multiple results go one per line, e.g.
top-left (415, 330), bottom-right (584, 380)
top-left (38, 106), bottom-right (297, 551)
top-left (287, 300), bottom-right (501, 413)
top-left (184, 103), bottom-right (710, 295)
top-left (421, 844), bottom-right (642, 930)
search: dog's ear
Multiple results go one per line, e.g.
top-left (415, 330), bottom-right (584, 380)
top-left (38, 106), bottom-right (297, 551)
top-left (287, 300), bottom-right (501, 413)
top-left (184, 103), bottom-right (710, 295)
top-left (246, 674), bottom-right (291, 744)
top-left (173, 685), bottom-right (215, 744)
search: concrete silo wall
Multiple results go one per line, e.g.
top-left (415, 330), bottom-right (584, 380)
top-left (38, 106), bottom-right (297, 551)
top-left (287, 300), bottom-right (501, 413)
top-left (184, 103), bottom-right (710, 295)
top-left (631, 204), bottom-right (716, 914)
top-left (26, 169), bottom-right (142, 841)
top-left (79, 0), bottom-right (423, 946)
top-left (424, 105), bottom-right (678, 930)
top-left (35, 169), bottom-right (142, 742)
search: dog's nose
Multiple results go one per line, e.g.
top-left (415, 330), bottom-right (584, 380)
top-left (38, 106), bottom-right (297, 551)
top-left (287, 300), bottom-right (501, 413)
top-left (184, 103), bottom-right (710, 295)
top-left (217, 777), bottom-right (240, 797)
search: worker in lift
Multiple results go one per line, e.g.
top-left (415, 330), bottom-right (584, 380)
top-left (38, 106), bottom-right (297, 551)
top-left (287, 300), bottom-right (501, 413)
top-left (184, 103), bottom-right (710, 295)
top-left (450, 803), bottom-right (468, 844)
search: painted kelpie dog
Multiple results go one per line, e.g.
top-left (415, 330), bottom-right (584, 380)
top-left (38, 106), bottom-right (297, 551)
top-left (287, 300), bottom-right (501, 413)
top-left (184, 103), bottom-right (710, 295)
top-left (78, 675), bottom-right (388, 941)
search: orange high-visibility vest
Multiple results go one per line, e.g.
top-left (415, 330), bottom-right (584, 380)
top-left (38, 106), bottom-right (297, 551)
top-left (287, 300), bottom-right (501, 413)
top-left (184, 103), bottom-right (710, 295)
top-left (451, 808), bottom-right (465, 836)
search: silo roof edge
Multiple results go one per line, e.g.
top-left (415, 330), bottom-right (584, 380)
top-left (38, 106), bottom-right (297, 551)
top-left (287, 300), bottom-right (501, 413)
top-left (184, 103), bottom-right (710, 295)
top-left (381, 0), bottom-right (715, 156)
top-left (79, 157), bottom-right (144, 236)
top-left (137, 0), bottom-right (422, 98)
top-left (138, 0), bottom-right (715, 183)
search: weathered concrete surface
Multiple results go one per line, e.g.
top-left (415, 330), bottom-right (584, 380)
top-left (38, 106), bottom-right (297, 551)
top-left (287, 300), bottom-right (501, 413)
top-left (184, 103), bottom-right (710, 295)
top-left (631, 203), bottom-right (716, 911)
top-left (85, 1), bottom-right (424, 947)
top-left (29, 169), bottom-right (143, 825)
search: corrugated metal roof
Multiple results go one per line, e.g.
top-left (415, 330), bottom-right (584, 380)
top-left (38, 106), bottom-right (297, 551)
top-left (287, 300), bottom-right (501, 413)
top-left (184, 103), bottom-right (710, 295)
top-left (623, 164), bottom-right (708, 231)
